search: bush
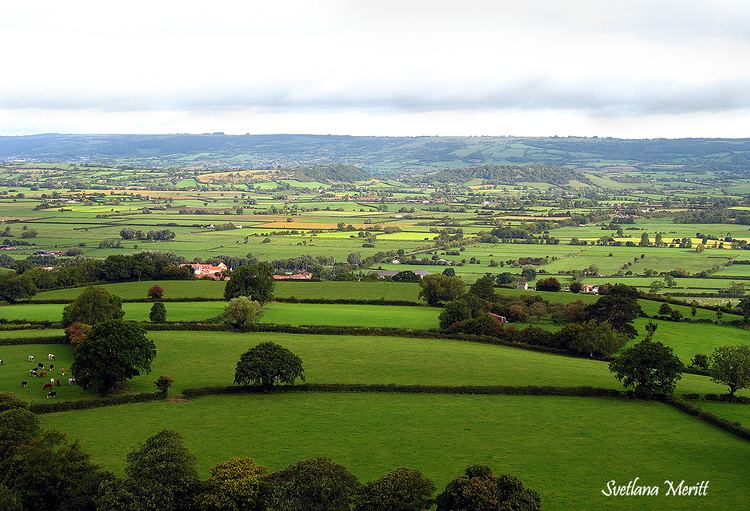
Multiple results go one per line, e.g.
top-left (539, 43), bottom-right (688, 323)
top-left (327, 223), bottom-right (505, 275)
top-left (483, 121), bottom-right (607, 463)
top-left (260, 457), bottom-right (359, 511)
top-left (224, 263), bottom-right (275, 303)
top-left (234, 342), bottom-right (304, 388)
top-left (536, 277), bottom-right (561, 292)
top-left (436, 465), bottom-right (541, 511)
top-left (149, 302), bottom-right (167, 322)
top-left (222, 297), bottom-right (262, 329)
top-left (62, 287), bottom-right (124, 327)
top-left (147, 285), bottom-right (164, 299)
top-left (155, 375), bottom-right (174, 394)
top-left (355, 467), bottom-right (435, 511)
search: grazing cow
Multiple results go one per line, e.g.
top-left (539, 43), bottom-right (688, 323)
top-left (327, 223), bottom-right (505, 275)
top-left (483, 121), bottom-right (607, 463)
top-left (56, 379), bottom-right (61, 387)
top-left (50, 377), bottom-right (55, 385)
top-left (67, 378), bottom-right (76, 385)
top-left (39, 370), bottom-right (47, 377)
top-left (48, 354), bottom-right (55, 361)
top-left (46, 391), bottom-right (57, 399)
top-left (49, 364), bottom-right (54, 371)
top-left (29, 369), bottom-right (38, 377)
top-left (21, 381), bottom-right (28, 388)
top-left (28, 355), bottom-right (35, 362)
top-left (0, 359), bottom-right (4, 365)
top-left (60, 368), bottom-right (66, 376)
top-left (37, 363), bottom-right (44, 369)
top-left (43, 383), bottom-right (53, 391)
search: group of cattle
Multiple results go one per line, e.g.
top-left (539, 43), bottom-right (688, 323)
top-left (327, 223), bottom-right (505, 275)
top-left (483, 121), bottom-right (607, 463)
top-left (6, 353), bottom-right (77, 399)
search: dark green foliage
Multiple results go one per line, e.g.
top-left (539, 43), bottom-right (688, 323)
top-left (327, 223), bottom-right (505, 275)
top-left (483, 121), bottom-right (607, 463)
top-left (520, 267), bottom-right (537, 281)
top-left (0, 430), bottom-right (106, 511)
top-left (559, 320), bottom-right (622, 358)
top-left (355, 467), bottom-right (435, 511)
top-left (155, 375), bottom-right (174, 394)
top-left (234, 342), bottom-right (304, 388)
top-left (442, 268), bottom-right (456, 277)
top-left (61, 286), bottom-right (124, 327)
top-left (451, 314), bottom-right (505, 337)
top-left (0, 274), bottom-right (37, 303)
top-left (0, 392), bottom-right (27, 413)
top-left (260, 457), bottom-right (359, 511)
top-left (392, 271), bottom-right (421, 283)
top-left (418, 274), bottom-right (466, 306)
top-left (194, 457), bottom-right (268, 511)
top-left (435, 465), bottom-right (541, 511)
top-left (29, 392), bottom-right (164, 414)
top-left (439, 300), bottom-right (473, 329)
top-left (710, 345), bottom-right (750, 396)
top-left (468, 275), bottom-right (496, 301)
top-left (535, 277), bottom-right (561, 292)
top-left (568, 281), bottom-right (582, 293)
top-left (586, 293), bottom-right (642, 338)
top-left (149, 301), bottom-right (167, 322)
top-left (0, 408), bottom-right (39, 458)
top-left (224, 262), bottom-right (275, 303)
top-left (609, 340), bottom-right (684, 398)
top-left (71, 321), bottom-right (156, 394)
top-left (690, 353), bottom-right (709, 371)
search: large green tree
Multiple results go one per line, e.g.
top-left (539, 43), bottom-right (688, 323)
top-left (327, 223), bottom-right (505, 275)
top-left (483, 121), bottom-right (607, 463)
top-left (62, 286), bottom-right (124, 327)
top-left (234, 342), bottom-right (304, 388)
top-left (355, 467), bottom-right (435, 511)
top-left (0, 274), bottom-right (37, 304)
top-left (71, 321), bottom-right (156, 394)
top-left (223, 296), bottom-right (263, 329)
top-left (260, 457), bottom-right (359, 511)
top-left (194, 457), bottom-right (268, 511)
top-left (560, 320), bottom-right (621, 358)
top-left (585, 293), bottom-right (642, 338)
top-left (710, 345), bottom-right (750, 397)
top-left (468, 275), bottom-right (497, 302)
top-left (435, 465), bottom-right (541, 511)
top-left (609, 339), bottom-right (684, 398)
top-left (418, 274), bottom-right (466, 306)
top-left (224, 262), bottom-right (275, 303)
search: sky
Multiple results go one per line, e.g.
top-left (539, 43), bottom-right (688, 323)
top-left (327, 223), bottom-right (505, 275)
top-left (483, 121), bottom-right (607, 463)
top-left (1, 0), bottom-right (749, 138)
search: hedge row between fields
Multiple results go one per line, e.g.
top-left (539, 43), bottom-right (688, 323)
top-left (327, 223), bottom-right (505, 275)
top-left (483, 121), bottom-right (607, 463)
top-left (663, 396), bottom-right (750, 442)
top-left (29, 391), bottom-right (166, 414)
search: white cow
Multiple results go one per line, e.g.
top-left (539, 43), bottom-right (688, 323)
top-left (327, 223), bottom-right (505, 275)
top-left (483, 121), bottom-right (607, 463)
top-left (67, 378), bottom-right (76, 385)
top-left (48, 354), bottom-right (56, 361)
top-left (28, 355), bottom-right (35, 362)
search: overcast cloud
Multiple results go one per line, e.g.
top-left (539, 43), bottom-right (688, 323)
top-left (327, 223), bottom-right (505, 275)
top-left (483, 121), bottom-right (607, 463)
top-left (1, 0), bottom-right (749, 137)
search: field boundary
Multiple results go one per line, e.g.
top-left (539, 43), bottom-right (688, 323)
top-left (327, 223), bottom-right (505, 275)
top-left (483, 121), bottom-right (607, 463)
top-left (29, 391), bottom-right (166, 414)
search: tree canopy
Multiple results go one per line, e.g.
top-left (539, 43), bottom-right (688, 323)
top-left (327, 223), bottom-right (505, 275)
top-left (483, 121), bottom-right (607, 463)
top-left (61, 286), bottom-right (124, 327)
top-left (224, 262), bottom-right (275, 303)
top-left (234, 342), bottom-right (304, 388)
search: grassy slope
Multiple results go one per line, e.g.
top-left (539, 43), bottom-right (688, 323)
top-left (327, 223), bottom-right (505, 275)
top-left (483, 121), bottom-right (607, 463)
top-left (1, 332), bottom-right (733, 403)
top-left (40, 393), bottom-right (750, 511)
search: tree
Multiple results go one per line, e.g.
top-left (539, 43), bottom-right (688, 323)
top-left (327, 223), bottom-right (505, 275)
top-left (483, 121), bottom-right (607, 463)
top-left (418, 274), bottom-right (466, 306)
top-left (0, 407), bottom-right (39, 459)
top-left (520, 267), bottom-right (537, 281)
top-left (442, 268), bottom-right (456, 277)
top-left (435, 465), bottom-right (541, 511)
top-left (0, 392), bottom-right (28, 413)
top-left (260, 457), bottom-right (359, 511)
top-left (149, 302), bottom-right (167, 322)
top-left (347, 252), bottom-right (363, 267)
top-left (61, 287), bottom-right (124, 327)
top-left (568, 281), bottom-right (582, 293)
top-left (644, 321), bottom-right (657, 341)
top-left (710, 345), bottom-right (750, 397)
top-left (535, 277), bottom-right (561, 292)
top-left (392, 271), bottom-right (421, 283)
top-left (195, 457), bottom-right (268, 511)
top-left (609, 339), bottom-right (684, 398)
top-left (98, 429), bottom-right (198, 511)
top-left (737, 296), bottom-right (750, 322)
top-left (0, 274), bottom-right (37, 303)
top-left (649, 281), bottom-right (664, 294)
top-left (690, 353), bottom-right (709, 371)
top-left (222, 296), bottom-right (262, 329)
top-left (586, 293), bottom-right (642, 338)
top-left (469, 275), bottom-right (497, 301)
top-left (658, 303), bottom-right (673, 317)
top-left (2, 430), bottom-right (107, 511)
top-left (561, 320), bottom-right (620, 358)
top-left (716, 309), bottom-right (724, 324)
top-left (528, 301), bottom-right (547, 322)
top-left (154, 375), bottom-right (174, 394)
top-left (71, 321), bottom-right (156, 394)
top-left (224, 262), bottom-right (275, 303)
top-left (439, 300), bottom-right (473, 329)
top-left (355, 467), bottom-right (435, 511)
top-left (639, 232), bottom-right (650, 247)
top-left (147, 285), bottom-right (164, 299)
top-left (234, 342), bottom-right (304, 388)
top-left (64, 322), bottom-right (91, 346)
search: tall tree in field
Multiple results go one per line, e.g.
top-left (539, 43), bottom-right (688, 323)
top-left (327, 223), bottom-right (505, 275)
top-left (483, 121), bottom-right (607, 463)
top-left (585, 292), bottom-right (642, 338)
top-left (72, 321), bottom-right (156, 394)
top-left (710, 345), bottom-right (750, 397)
top-left (234, 342), bottom-right (304, 388)
top-left (0, 274), bottom-right (37, 303)
top-left (609, 339), bottom-right (683, 398)
top-left (149, 302), bottom-right (167, 322)
top-left (469, 275), bottom-right (497, 302)
top-left (419, 274), bottom-right (466, 306)
top-left (224, 262), bottom-right (275, 303)
top-left (62, 287), bottom-right (124, 327)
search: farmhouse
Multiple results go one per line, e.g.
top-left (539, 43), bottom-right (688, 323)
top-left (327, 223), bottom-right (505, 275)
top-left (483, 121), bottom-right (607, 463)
top-left (516, 281), bottom-right (529, 290)
top-left (581, 284), bottom-right (600, 294)
top-left (273, 272), bottom-right (313, 280)
top-left (182, 262), bottom-right (228, 280)
top-left (372, 269), bottom-right (430, 279)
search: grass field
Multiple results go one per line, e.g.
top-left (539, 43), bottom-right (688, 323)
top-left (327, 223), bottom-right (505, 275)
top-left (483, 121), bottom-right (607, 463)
top-left (0, 302), bottom-right (440, 328)
top-left (0, 331), bottom-right (734, 403)
top-left (40, 393), bottom-right (750, 511)
top-left (31, 280), bottom-right (423, 302)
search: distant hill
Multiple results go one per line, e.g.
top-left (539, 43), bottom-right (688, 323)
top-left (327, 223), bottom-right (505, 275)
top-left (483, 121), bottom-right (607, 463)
top-left (1, 133), bottom-right (750, 173)
top-left (430, 165), bottom-right (589, 186)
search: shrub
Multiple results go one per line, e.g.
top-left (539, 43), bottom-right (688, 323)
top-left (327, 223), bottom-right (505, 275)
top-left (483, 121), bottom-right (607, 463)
top-left (234, 342), bottom-right (304, 388)
top-left (536, 277), bottom-right (561, 292)
top-left (436, 465), bottom-right (541, 511)
top-left (147, 285), bottom-right (164, 299)
top-left (195, 457), bottom-right (268, 511)
top-left (222, 296), bottom-right (262, 329)
top-left (355, 467), bottom-right (435, 511)
top-left (149, 302), bottom-right (167, 322)
top-left (155, 375), bottom-right (174, 394)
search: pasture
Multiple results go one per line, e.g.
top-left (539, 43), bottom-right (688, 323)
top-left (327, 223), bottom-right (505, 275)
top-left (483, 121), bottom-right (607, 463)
top-left (41, 393), bottom-right (750, 511)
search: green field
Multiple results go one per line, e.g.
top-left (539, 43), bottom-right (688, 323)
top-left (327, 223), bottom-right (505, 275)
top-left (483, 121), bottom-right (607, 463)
top-left (40, 393), bottom-right (750, 511)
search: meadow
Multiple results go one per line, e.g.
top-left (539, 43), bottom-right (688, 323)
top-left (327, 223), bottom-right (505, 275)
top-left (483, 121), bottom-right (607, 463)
top-left (40, 393), bottom-right (750, 511)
